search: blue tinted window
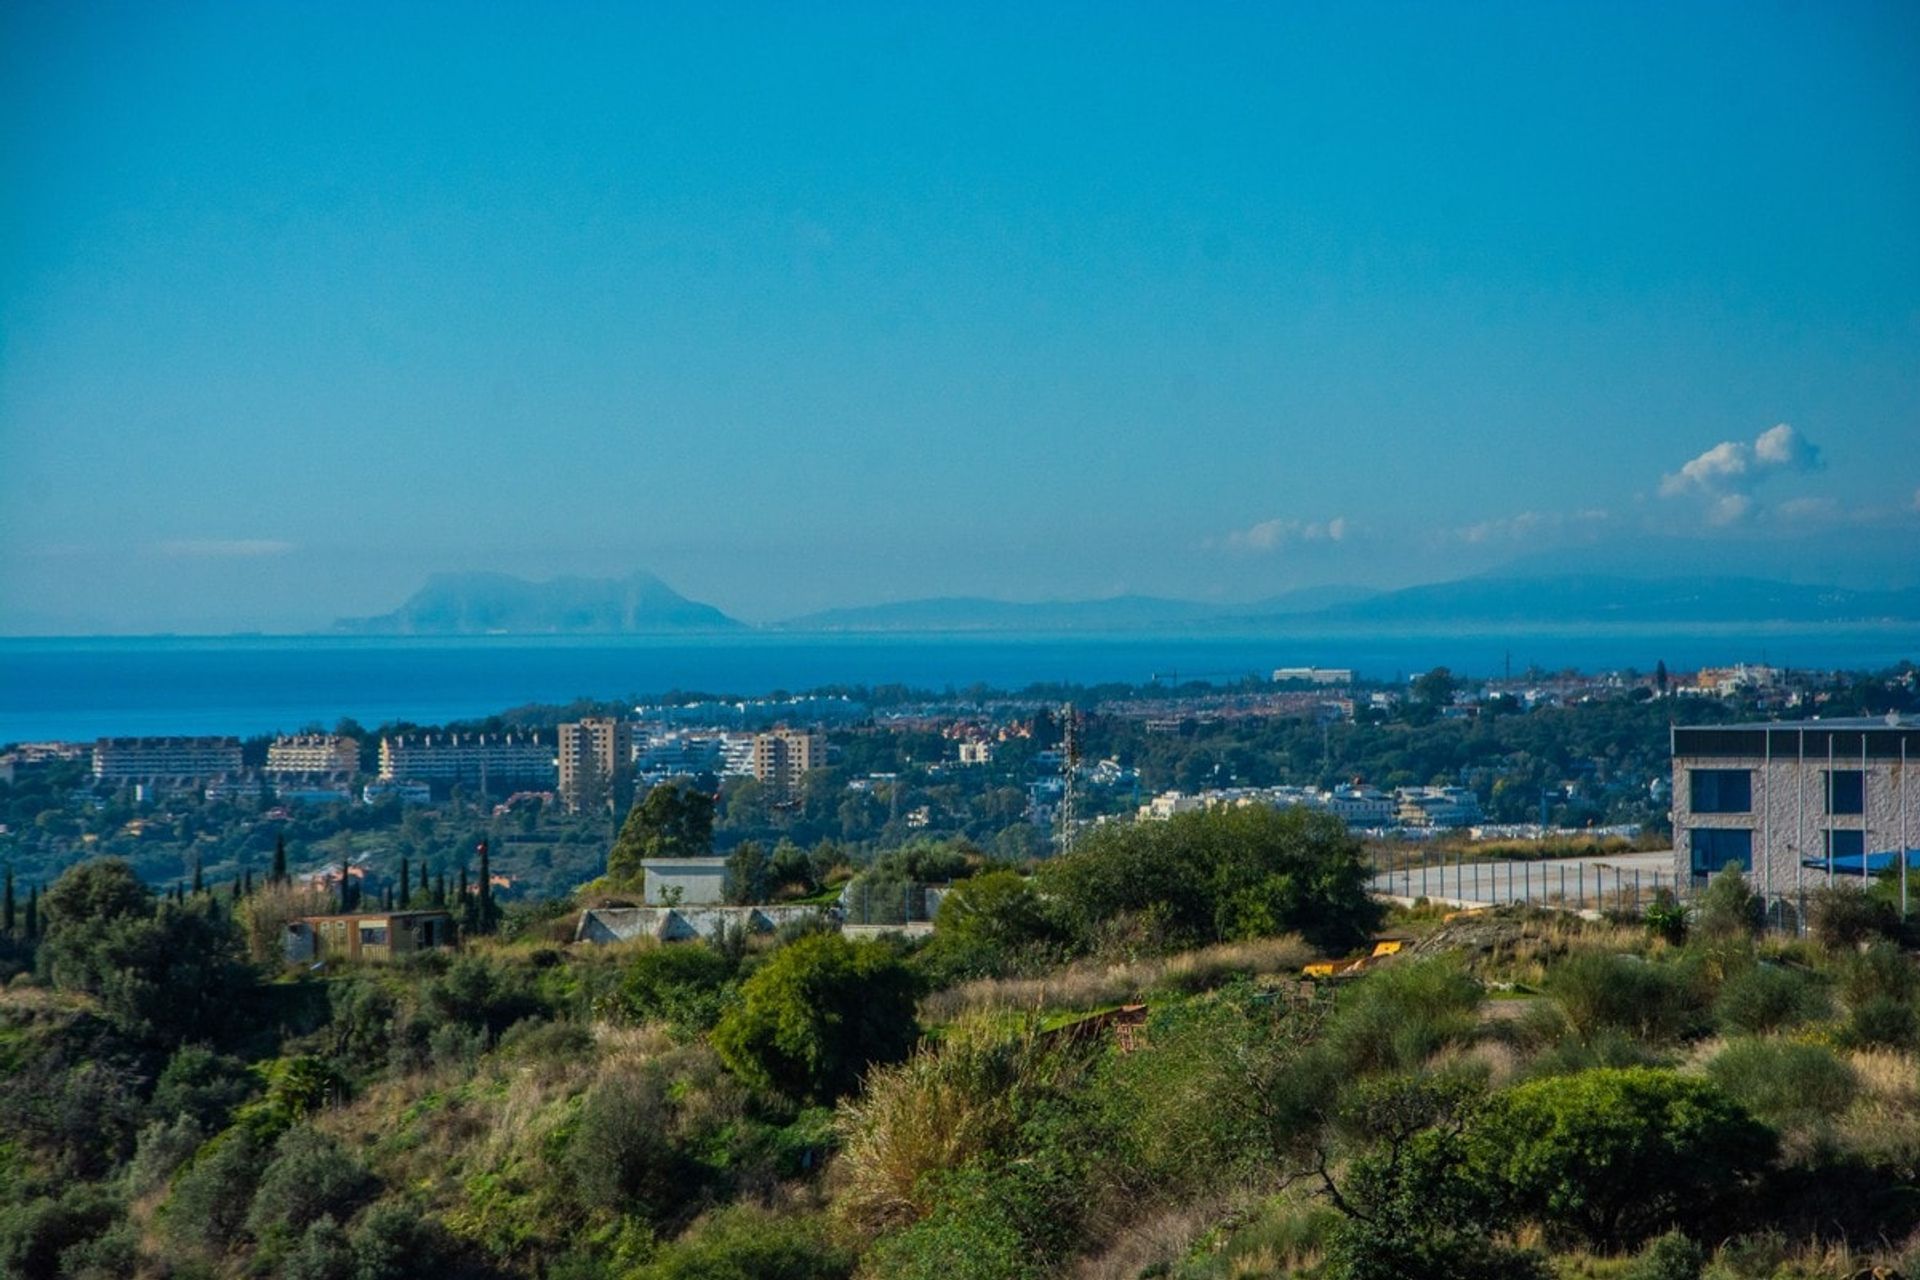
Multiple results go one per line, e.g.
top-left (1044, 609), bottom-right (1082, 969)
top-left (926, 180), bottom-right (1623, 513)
top-left (1823, 829), bottom-right (1865, 859)
top-left (1689, 828), bottom-right (1752, 878)
top-left (1690, 769), bottom-right (1752, 814)
top-left (1826, 771), bottom-right (1864, 816)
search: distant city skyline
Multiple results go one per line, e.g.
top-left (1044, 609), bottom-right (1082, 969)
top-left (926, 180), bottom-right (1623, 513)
top-left (3, 2), bottom-right (1917, 633)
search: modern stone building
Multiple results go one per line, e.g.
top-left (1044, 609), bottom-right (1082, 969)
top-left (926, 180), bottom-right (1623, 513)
top-left (1671, 715), bottom-right (1920, 914)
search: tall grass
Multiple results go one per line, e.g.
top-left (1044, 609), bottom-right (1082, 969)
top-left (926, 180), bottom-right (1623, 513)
top-left (834, 1017), bottom-right (1083, 1238)
top-left (918, 935), bottom-right (1314, 1025)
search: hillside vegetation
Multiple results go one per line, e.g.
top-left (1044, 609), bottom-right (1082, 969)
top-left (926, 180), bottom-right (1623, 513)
top-left (3, 809), bottom-right (1919, 1279)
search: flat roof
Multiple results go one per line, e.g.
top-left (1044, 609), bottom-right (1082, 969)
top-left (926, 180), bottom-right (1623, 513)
top-left (1689, 715), bottom-right (1917, 731)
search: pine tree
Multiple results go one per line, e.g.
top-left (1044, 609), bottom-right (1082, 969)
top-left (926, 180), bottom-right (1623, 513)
top-left (399, 855), bottom-right (411, 909)
top-left (273, 833), bottom-right (289, 884)
top-left (3, 865), bottom-right (14, 935)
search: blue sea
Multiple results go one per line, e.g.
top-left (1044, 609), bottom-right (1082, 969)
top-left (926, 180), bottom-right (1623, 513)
top-left (1, 625), bottom-right (1915, 743)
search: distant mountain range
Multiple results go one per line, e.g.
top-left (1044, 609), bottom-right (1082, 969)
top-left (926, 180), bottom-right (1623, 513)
top-left (333, 570), bottom-right (1920, 636)
top-left (335, 571), bottom-right (742, 634)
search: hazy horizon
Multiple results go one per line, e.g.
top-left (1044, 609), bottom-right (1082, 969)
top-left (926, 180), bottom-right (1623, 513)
top-left (4, 3), bottom-right (1917, 633)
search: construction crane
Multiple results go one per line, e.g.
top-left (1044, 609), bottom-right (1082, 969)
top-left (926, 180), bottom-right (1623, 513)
top-left (1056, 702), bottom-right (1082, 853)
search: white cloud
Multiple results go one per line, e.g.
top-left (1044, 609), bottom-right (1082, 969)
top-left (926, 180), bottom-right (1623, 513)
top-left (1706, 493), bottom-right (1754, 526)
top-left (1220, 516), bottom-right (1351, 553)
top-left (154, 539), bottom-right (295, 558)
top-left (1659, 423), bottom-right (1823, 522)
top-left (1455, 509), bottom-right (1608, 545)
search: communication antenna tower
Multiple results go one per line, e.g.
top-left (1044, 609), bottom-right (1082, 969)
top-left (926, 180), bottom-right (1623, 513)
top-left (1056, 703), bottom-right (1081, 852)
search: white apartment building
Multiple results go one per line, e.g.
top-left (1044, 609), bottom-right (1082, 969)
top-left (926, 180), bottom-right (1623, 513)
top-left (1394, 786), bottom-right (1484, 828)
top-left (266, 734), bottom-right (360, 776)
top-left (93, 737), bottom-right (244, 783)
top-left (377, 733), bottom-right (556, 789)
top-left (1324, 785), bottom-right (1396, 826)
top-left (1671, 717), bottom-right (1920, 909)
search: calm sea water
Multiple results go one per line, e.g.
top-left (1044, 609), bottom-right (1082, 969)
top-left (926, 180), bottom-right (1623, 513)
top-left (2, 626), bottom-right (1915, 743)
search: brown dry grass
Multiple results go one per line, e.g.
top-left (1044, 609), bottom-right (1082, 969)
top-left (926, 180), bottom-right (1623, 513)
top-left (919, 934), bottom-right (1315, 1025)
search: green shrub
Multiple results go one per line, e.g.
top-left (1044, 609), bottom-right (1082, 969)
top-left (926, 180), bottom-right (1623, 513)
top-left (152, 1045), bottom-right (255, 1130)
top-left (1040, 804), bottom-right (1381, 954)
top-left (1842, 994), bottom-right (1920, 1049)
top-left (1546, 952), bottom-right (1705, 1044)
top-left (1835, 940), bottom-right (1918, 1006)
top-left (1625, 1230), bottom-right (1705, 1280)
top-left (861, 1164), bottom-right (1050, 1280)
top-left (281, 1214), bottom-right (353, 1280)
top-left (163, 1127), bottom-right (269, 1250)
top-left (54, 1219), bottom-right (140, 1280)
top-left (1809, 887), bottom-right (1902, 949)
top-left (1712, 963), bottom-right (1828, 1036)
top-left (1695, 867), bottom-right (1762, 940)
top-left (422, 954), bottom-right (543, 1036)
top-left (347, 1201), bottom-right (452, 1280)
top-left (127, 1114), bottom-right (206, 1196)
top-left (1525, 1028), bottom-right (1667, 1078)
top-left (0, 1185), bottom-right (120, 1280)
top-left (1705, 1039), bottom-right (1856, 1128)
top-left (630, 1206), bottom-right (853, 1280)
top-left (1472, 1067), bottom-right (1776, 1250)
top-left (563, 1065), bottom-right (689, 1219)
top-left (1324, 959), bottom-right (1482, 1075)
top-left (1644, 890), bottom-right (1689, 945)
top-left (243, 1126), bottom-right (376, 1244)
top-left (712, 933), bottom-right (919, 1102)
top-left (326, 980), bottom-right (398, 1069)
top-left (618, 943), bottom-right (737, 1036)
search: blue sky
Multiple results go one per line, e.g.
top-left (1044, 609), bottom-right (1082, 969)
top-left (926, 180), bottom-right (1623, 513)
top-left (2, 1), bottom-right (1916, 631)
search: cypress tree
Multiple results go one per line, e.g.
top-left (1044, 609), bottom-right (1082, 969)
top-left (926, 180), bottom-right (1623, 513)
top-left (457, 867), bottom-right (473, 933)
top-left (433, 870), bottom-right (446, 907)
top-left (419, 861), bottom-right (431, 902)
top-left (382, 883), bottom-right (392, 911)
top-left (3, 865), bottom-right (13, 935)
top-left (24, 886), bottom-right (37, 941)
top-left (477, 840), bottom-right (493, 934)
top-left (399, 855), bottom-right (411, 909)
top-left (191, 854), bottom-right (204, 895)
top-left (243, 868), bottom-right (254, 896)
top-left (230, 878), bottom-right (242, 904)
top-left (272, 833), bottom-right (288, 884)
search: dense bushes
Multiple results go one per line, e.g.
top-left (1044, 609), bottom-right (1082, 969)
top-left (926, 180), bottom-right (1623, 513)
top-left (1705, 1040), bottom-right (1857, 1129)
top-left (1471, 1068), bottom-right (1775, 1250)
top-left (1546, 952), bottom-right (1706, 1044)
top-left (38, 858), bottom-right (250, 1044)
top-left (1712, 962), bottom-right (1828, 1035)
top-left (712, 933), bottom-right (919, 1102)
top-left (1039, 804), bottom-right (1380, 953)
